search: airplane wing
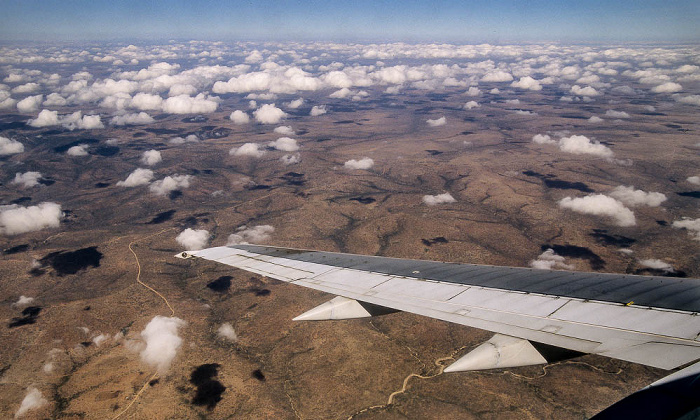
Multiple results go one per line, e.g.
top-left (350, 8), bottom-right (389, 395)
top-left (180, 244), bottom-right (700, 370)
top-left (178, 244), bottom-right (700, 416)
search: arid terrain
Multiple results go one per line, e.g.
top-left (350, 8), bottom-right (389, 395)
top-left (0, 41), bottom-right (698, 418)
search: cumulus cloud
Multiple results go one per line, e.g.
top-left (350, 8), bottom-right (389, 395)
top-left (253, 103), bottom-right (286, 124)
top-left (676, 95), bottom-right (700, 106)
top-left (149, 175), bottom-right (193, 196)
top-left (344, 157), bottom-right (374, 170)
top-left (169, 134), bottom-right (199, 145)
top-left (269, 137), bottom-right (299, 152)
top-left (687, 176), bottom-right (700, 185)
top-left (227, 225), bottom-right (274, 245)
top-left (511, 76), bottom-right (542, 91)
top-left (15, 387), bottom-right (48, 418)
top-left (12, 171), bottom-right (42, 188)
top-left (116, 168), bottom-right (154, 187)
top-left (16, 94), bottom-right (43, 113)
top-left (111, 112), bottom-right (154, 126)
top-left (66, 144), bottom-right (89, 156)
top-left (589, 116), bottom-right (604, 123)
top-left (310, 105), bottom-right (327, 116)
top-left (287, 98), bottom-right (304, 108)
top-left (464, 100), bottom-right (479, 110)
top-left (230, 143), bottom-right (265, 158)
top-left (638, 259), bottom-right (675, 273)
top-left (176, 228), bottom-right (210, 250)
top-left (230, 110), bottom-right (250, 124)
top-left (13, 295), bottom-right (35, 308)
top-left (558, 135), bottom-right (613, 158)
top-left (570, 85), bottom-right (600, 96)
top-left (281, 153), bottom-right (300, 165)
top-left (130, 92), bottom-right (163, 110)
top-left (139, 316), bottom-right (186, 374)
top-left (558, 194), bottom-right (635, 227)
top-left (0, 136), bottom-right (24, 155)
top-left (609, 185), bottom-right (666, 207)
top-left (162, 94), bottom-right (218, 114)
top-left (532, 134), bottom-right (556, 145)
top-left (28, 110), bottom-right (103, 130)
top-left (605, 110), bottom-right (630, 118)
top-left (481, 70), bottom-right (513, 82)
top-left (672, 218), bottom-right (700, 241)
top-left (141, 150), bottom-right (162, 166)
top-left (465, 87), bottom-right (481, 97)
top-left (530, 249), bottom-right (574, 270)
top-left (274, 125), bottom-right (294, 136)
top-left (422, 192), bottom-right (456, 206)
top-left (0, 202), bottom-right (63, 235)
top-left (426, 116), bottom-right (446, 127)
top-left (651, 82), bottom-right (682, 93)
top-left (217, 323), bottom-right (238, 342)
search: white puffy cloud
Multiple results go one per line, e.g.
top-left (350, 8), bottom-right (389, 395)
top-left (676, 95), bottom-right (700, 106)
top-left (287, 98), bottom-right (304, 108)
top-left (344, 157), bottom-right (374, 170)
top-left (651, 82), bottom-right (682, 93)
top-left (176, 228), bottom-right (210, 251)
top-left (464, 100), bottom-right (479, 110)
top-left (609, 185), bottom-right (666, 207)
top-left (13, 295), bottom-right (35, 308)
top-left (27, 109), bottom-right (59, 127)
top-left (141, 150), bottom-right (162, 166)
top-left (162, 94), bottom-right (218, 114)
top-left (687, 176), bottom-right (700, 185)
top-left (638, 259), bottom-right (675, 273)
top-left (111, 112), bottom-right (154, 125)
top-left (15, 387), bottom-right (47, 418)
top-left (116, 168), bottom-right (154, 187)
top-left (310, 105), bottom-right (327, 116)
top-left (169, 134), bottom-right (199, 144)
top-left (465, 87), bottom-right (481, 97)
top-left (511, 76), bottom-right (542, 91)
top-left (422, 193), bottom-right (456, 206)
top-left (558, 194), bottom-right (635, 227)
top-left (217, 323), bottom-right (238, 342)
top-left (481, 70), bottom-right (513, 82)
top-left (230, 143), bottom-right (265, 158)
top-left (253, 103), bottom-right (286, 124)
top-left (426, 116), bottom-right (446, 127)
top-left (532, 134), bottom-right (556, 144)
top-left (672, 218), bottom-right (700, 241)
top-left (67, 144), bottom-right (89, 156)
top-left (139, 316), bottom-right (186, 374)
top-left (28, 110), bottom-right (103, 130)
top-left (589, 116), bottom-right (604, 123)
top-left (269, 137), bottom-right (299, 152)
top-left (274, 125), bottom-right (294, 135)
top-left (530, 249), bottom-right (574, 270)
top-left (12, 171), bottom-right (42, 188)
top-left (149, 175), bottom-right (193, 196)
top-left (570, 85), bottom-right (600, 96)
top-left (280, 153), bottom-right (300, 165)
top-left (226, 225), bottom-right (274, 245)
top-left (16, 94), bottom-right (43, 113)
top-left (130, 93), bottom-right (163, 110)
top-left (12, 82), bottom-right (39, 94)
top-left (605, 110), bottom-right (630, 118)
top-left (558, 135), bottom-right (613, 158)
top-left (0, 202), bottom-right (63, 235)
top-left (0, 136), bottom-right (24, 155)
top-left (229, 110), bottom-right (250, 124)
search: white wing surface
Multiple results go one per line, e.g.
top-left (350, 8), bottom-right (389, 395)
top-left (182, 245), bottom-right (700, 370)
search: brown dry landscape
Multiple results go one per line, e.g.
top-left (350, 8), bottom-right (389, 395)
top-left (0, 42), bottom-right (699, 419)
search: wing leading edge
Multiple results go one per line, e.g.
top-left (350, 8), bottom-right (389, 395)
top-left (182, 244), bottom-right (700, 371)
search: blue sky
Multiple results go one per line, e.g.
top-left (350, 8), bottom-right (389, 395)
top-left (1, 0), bottom-right (697, 43)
